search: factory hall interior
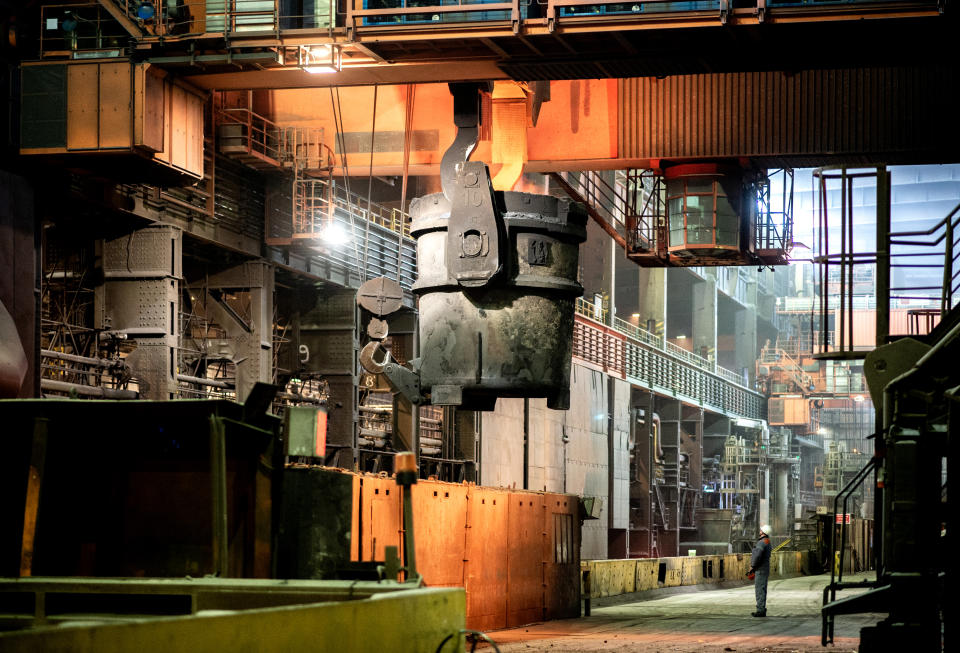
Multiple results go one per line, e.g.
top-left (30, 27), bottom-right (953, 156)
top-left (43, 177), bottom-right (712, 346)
top-left (0, 1), bottom-right (958, 651)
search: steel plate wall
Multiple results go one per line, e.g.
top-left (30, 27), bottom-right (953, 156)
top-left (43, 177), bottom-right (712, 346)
top-left (350, 476), bottom-right (581, 630)
top-left (619, 67), bottom-right (957, 165)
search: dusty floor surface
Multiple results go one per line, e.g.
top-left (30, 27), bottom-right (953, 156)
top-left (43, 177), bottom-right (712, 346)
top-left (479, 572), bottom-right (878, 653)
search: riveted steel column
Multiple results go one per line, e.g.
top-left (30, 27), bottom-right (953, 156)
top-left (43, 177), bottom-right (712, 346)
top-left (95, 225), bottom-right (182, 400)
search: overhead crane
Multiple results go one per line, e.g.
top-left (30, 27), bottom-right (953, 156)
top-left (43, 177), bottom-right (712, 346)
top-left (2, 2), bottom-right (960, 651)
top-left (24, 0), bottom-right (952, 89)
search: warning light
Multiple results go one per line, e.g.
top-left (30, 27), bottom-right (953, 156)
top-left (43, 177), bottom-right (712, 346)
top-left (314, 409), bottom-right (327, 458)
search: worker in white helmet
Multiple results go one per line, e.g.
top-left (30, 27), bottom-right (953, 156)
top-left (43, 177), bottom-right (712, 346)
top-left (748, 524), bottom-right (773, 617)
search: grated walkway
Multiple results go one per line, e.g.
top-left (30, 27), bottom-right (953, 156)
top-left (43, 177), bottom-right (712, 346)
top-left (481, 572), bottom-right (879, 653)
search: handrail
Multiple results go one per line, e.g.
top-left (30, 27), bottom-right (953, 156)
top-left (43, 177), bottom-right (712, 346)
top-left (554, 170), bottom-right (630, 227)
top-left (545, 0), bottom-right (727, 30)
top-left (347, 0), bottom-right (521, 33)
top-left (299, 177), bottom-right (413, 240)
top-left (887, 201), bottom-right (960, 314)
top-left (102, 0), bottom-right (280, 37)
top-left (821, 455), bottom-right (879, 646)
top-left (575, 297), bottom-right (752, 390)
top-left (218, 107), bottom-right (283, 162)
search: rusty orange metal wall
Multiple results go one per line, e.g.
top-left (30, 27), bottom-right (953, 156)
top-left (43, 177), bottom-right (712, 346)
top-left (464, 486), bottom-right (509, 630)
top-left (66, 64), bottom-right (101, 151)
top-left (618, 67), bottom-right (958, 165)
top-left (349, 475), bottom-right (580, 629)
top-left (22, 61), bottom-right (204, 180)
top-left (155, 80), bottom-right (205, 178)
top-left (259, 79), bottom-right (617, 177)
top-left (768, 396), bottom-right (809, 426)
top-left (506, 492), bottom-right (545, 627)
top-left (359, 475), bottom-right (402, 562)
top-left (65, 62), bottom-right (133, 151)
top-left (134, 66), bottom-right (165, 153)
top-left (413, 482), bottom-right (468, 587)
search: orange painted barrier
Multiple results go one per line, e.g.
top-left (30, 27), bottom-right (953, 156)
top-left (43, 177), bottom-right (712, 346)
top-left (350, 474), bottom-right (581, 630)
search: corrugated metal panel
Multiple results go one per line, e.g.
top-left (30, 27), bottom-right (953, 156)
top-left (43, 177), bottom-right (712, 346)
top-left (213, 155), bottom-right (266, 239)
top-left (619, 67), bottom-right (956, 165)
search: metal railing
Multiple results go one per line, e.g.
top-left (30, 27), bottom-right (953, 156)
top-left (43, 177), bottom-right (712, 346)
top-left (77, 0), bottom-right (940, 49)
top-left (665, 339), bottom-right (712, 371)
top-left (103, 0), bottom-right (281, 36)
top-left (347, 0), bottom-right (521, 33)
top-left (555, 171), bottom-right (629, 227)
top-left (889, 200), bottom-right (960, 316)
top-left (821, 456), bottom-right (879, 646)
top-left (755, 168), bottom-right (794, 255)
top-left (814, 168), bottom-right (958, 355)
top-left (575, 296), bottom-right (751, 390)
top-left (40, 3), bottom-right (131, 57)
top-left (759, 345), bottom-right (811, 389)
top-left (294, 177), bottom-right (412, 240)
top-left (625, 170), bottom-right (665, 257)
top-left (218, 107), bottom-right (284, 164)
top-left (287, 178), bottom-right (416, 289)
top-left (217, 108), bottom-right (333, 171)
top-left (573, 299), bottom-right (763, 421)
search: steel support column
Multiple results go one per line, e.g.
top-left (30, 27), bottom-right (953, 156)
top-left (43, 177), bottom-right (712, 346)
top-left (95, 226), bottom-right (182, 400)
top-left (198, 261), bottom-right (276, 402)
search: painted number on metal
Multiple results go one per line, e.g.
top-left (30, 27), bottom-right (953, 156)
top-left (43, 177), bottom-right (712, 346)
top-left (528, 239), bottom-right (549, 266)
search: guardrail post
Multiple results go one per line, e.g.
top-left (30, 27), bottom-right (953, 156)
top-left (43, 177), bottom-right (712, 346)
top-left (943, 214), bottom-right (953, 315)
top-left (346, 0), bottom-right (356, 39)
top-left (582, 567), bottom-right (591, 616)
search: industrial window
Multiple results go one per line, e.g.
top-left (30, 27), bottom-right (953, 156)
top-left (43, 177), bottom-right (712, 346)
top-left (665, 173), bottom-right (740, 251)
top-left (554, 513), bottom-right (573, 564)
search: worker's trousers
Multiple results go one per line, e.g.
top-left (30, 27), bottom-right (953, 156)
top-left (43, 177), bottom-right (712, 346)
top-left (754, 568), bottom-right (769, 612)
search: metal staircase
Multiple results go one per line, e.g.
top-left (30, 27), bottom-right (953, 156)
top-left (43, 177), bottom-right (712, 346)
top-left (548, 171), bottom-right (628, 248)
top-left (760, 344), bottom-right (812, 392)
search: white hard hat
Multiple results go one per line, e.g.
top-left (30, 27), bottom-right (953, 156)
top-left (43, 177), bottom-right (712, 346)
top-left (760, 524), bottom-right (772, 536)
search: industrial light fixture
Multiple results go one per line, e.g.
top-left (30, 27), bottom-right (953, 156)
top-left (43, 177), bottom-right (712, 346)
top-left (61, 11), bottom-right (78, 32)
top-left (853, 394), bottom-right (864, 402)
top-left (137, 1), bottom-right (155, 20)
top-left (320, 222), bottom-right (350, 245)
top-left (298, 44), bottom-right (341, 74)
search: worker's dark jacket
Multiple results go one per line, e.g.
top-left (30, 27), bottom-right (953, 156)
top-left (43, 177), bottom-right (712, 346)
top-left (750, 535), bottom-right (772, 573)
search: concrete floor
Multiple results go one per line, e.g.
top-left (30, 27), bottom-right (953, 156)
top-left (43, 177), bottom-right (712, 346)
top-left (482, 573), bottom-right (879, 653)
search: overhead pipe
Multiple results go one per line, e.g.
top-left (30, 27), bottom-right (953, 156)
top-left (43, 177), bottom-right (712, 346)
top-left (652, 413), bottom-right (663, 463)
top-left (41, 379), bottom-right (137, 400)
top-left (177, 373), bottom-right (232, 389)
top-left (41, 349), bottom-right (115, 368)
